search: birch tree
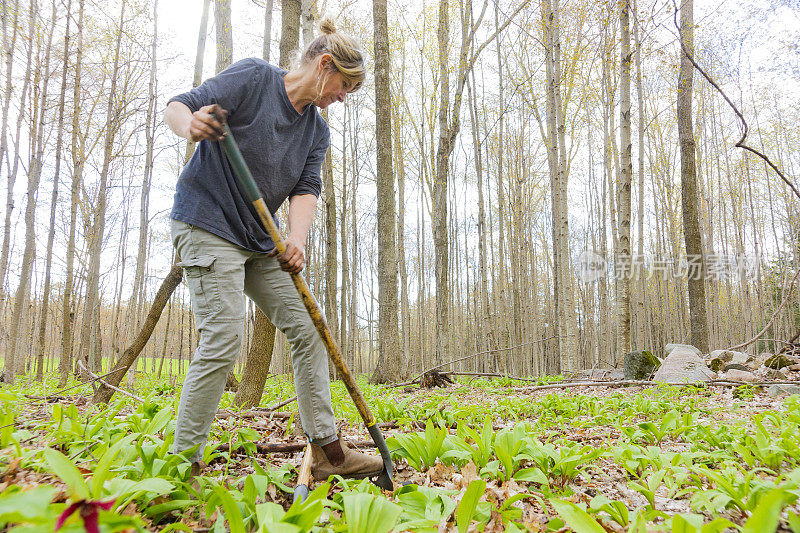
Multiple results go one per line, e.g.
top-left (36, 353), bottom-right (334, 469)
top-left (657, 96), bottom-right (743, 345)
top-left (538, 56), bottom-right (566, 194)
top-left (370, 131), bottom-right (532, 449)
top-left (616, 0), bottom-right (633, 354)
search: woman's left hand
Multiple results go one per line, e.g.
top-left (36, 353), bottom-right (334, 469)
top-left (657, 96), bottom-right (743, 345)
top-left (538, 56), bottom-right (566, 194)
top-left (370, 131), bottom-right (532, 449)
top-left (270, 236), bottom-right (306, 274)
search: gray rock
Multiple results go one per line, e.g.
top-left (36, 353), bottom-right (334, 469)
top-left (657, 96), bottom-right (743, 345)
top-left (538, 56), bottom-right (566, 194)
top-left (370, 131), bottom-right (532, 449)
top-left (654, 348), bottom-right (716, 383)
top-left (624, 350), bottom-right (661, 380)
top-left (709, 349), bottom-right (751, 366)
top-left (610, 369), bottom-right (625, 380)
top-left (723, 363), bottom-right (751, 372)
top-left (763, 369), bottom-right (787, 380)
top-left (665, 343), bottom-right (702, 357)
top-left (710, 358), bottom-right (725, 372)
top-left (723, 368), bottom-right (758, 382)
top-left (765, 353), bottom-right (794, 369)
top-left (767, 384), bottom-right (800, 398)
top-left (708, 349), bottom-right (734, 364)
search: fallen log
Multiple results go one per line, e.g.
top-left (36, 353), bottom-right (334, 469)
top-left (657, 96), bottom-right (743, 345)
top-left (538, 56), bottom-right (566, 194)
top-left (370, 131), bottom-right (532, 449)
top-left (511, 379), bottom-right (800, 393)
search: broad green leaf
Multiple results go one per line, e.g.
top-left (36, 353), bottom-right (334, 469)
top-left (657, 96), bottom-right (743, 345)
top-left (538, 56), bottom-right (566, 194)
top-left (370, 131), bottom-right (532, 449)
top-left (456, 479), bottom-right (486, 533)
top-left (549, 499), bottom-right (606, 533)
top-left (42, 448), bottom-right (90, 500)
top-left (742, 489), bottom-right (794, 533)
top-left (342, 492), bottom-right (402, 533)
top-left (513, 467), bottom-right (548, 484)
top-left (670, 514), bottom-right (703, 533)
top-left (92, 433), bottom-right (137, 497)
top-left (145, 499), bottom-right (195, 517)
top-left (0, 486), bottom-right (55, 524)
top-left (787, 511), bottom-right (800, 533)
top-left (160, 523), bottom-right (194, 532)
top-left (213, 485), bottom-right (246, 533)
top-left (256, 502), bottom-right (287, 525)
top-left (282, 482), bottom-right (328, 530)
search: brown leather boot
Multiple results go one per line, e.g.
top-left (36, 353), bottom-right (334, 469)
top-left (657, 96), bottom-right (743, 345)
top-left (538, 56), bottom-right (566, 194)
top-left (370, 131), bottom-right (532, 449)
top-left (310, 439), bottom-right (384, 481)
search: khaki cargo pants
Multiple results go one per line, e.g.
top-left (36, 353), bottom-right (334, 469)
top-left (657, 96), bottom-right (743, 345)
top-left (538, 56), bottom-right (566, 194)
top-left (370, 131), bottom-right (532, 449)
top-left (171, 219), bottom-right (337, 462)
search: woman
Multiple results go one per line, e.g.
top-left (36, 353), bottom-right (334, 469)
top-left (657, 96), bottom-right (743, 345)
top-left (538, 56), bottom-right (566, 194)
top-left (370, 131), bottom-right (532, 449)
top-left (164, 18), bottom-right (382, 480)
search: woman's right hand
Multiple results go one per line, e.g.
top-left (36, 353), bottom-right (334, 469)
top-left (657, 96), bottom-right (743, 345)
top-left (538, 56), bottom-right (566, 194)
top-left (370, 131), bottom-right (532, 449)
top-left (187, 104), bottom-right (229, 142)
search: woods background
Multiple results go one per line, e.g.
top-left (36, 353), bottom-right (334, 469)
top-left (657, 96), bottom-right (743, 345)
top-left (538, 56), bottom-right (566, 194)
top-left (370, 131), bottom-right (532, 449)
top-left (0, 0), bottom-right (797, 386)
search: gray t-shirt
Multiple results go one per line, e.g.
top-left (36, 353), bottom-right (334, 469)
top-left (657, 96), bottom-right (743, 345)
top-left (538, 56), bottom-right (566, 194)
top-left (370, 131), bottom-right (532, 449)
top-left (169, 58), bottom-right (330, 253)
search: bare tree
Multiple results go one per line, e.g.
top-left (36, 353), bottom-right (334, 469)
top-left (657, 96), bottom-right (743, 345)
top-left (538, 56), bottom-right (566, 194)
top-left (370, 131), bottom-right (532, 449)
top-left (264, 0), bottom-right (274, 61)
top-left (78, 0), bottom-right (128, 376)
top-left (35, 0), bottom-right (70, 380)
top-left (131, 0), bottom-right (160, 335)
top-left (542, 0), bottom-right (578, 371)
top-left (616, 0), bottom-right (633, 354)
top-left (432, 0), bottom-right (526, 364)
top-left (215, 0), bottom-right (233, 74)
top-left (60, 0), bottom-right (85, 386)
top-left (4, 0), bottom-right (38, 382)
top-left (185, 0), bottom-right (211, 164)
top-left (677, 0), bottom-right (709, 353)
top-left (0, 0), bottom-right (19, 300)
top-left (370, 0), bottom-right (403, 383)
top-left (279, 0), bottom-right (301, 70)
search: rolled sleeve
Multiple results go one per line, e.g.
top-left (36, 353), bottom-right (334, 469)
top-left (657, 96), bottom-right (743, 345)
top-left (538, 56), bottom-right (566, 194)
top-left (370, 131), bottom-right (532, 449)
top-left (289, 129), bottom-right (329, 199)
top-left (168, 58), bottom-right (261, 117)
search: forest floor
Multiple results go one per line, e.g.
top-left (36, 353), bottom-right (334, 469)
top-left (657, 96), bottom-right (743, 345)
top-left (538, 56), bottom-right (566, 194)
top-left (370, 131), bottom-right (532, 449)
top-left (1, 369), bottom-right (800, 532)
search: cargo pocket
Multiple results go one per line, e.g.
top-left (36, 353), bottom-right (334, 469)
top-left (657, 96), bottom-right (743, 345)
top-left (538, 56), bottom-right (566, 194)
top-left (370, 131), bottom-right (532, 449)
top-left (178, 255), bottom-right (222, 316)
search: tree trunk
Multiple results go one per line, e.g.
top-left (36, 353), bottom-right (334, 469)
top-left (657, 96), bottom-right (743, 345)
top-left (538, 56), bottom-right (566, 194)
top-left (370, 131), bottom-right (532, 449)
top-left (4, 0), bottom-right (37, 382)
top-left (616, 0), bottom-right (633, 355)
top-left (185, 0), bottom-right (211, 164)
top-left (279, 0), bottom-right (301, 70)
top-left (0, 0), bottom-right (19, 301)
top-left (543, 0), bottom-right (578, 371)
top-left (634, 0), bottom-right (647, 348)
top-left (233, 309), bottom-right (277, 407)
top-left (433, 0), bottom-right (450, 366)
top-left (79, 0), bottom-right (127, 376)
top-left (370, 0), bottom-right (402, 383)
top-left (677, 0), bottom-right (709, 354)
top-left (215, 0), bottom-right (232, 74)
top-left (393, 87), bottom-right (411, 370)
top-left (263, 0), bottom-right (274, 61)
top-left (132, 0), bottom-right (159, 333)
top-left (35, 0), bottom-right (65, 381)
top-left (322, 110), bottom-right (338, 344)
top-left (300, 0), bottom-right (314, 46)
top-left (60, 0), bottom-right (85, 387)
top-left (493, 0), bottom-right (505, 373)
top-left (92, 266), bottom-right (183, 404)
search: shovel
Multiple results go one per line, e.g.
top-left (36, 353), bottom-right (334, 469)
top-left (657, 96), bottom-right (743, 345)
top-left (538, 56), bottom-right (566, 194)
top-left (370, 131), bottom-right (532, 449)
top-left (214, 116), bottom-right (394, 492)
top-left (293, 443), bottom-right (313, 503)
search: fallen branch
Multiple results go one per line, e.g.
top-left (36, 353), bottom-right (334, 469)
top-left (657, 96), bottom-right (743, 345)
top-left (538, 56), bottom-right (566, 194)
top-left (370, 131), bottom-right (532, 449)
top-left (217, 439), bottom-right (376, 455)
top-left (726, 268), bottom-right (800, 352)
top-left (215, 410), bottom-right (293, 420)
top-left (384, 336), bottom-right (572, 389)
top-left (254, 395), bottom-right (298, 412)
top-left (447, 372), bottom-right (540, 383)
top-left (92, 265), bottom-right (183, 404)
top-left (512, 379), bottom-right (800, 393)
top-left (78, 361), bottom-right (144, 403)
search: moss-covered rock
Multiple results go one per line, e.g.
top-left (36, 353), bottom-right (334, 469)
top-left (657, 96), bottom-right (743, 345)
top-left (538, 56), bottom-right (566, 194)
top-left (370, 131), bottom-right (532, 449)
top-left (623, 350), bottom-right (660, 380)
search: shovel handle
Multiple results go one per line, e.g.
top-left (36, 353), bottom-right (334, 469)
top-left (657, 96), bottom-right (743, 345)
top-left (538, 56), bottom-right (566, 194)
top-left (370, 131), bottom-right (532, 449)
top-left (293, 443), bottom-right (313, 503)
top-left (215, 121), bottom-right (394, 490)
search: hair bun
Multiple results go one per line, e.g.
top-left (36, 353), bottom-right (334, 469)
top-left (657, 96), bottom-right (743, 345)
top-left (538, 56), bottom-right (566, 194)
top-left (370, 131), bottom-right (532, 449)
top-left (319, 17), bottom-right (337, 35)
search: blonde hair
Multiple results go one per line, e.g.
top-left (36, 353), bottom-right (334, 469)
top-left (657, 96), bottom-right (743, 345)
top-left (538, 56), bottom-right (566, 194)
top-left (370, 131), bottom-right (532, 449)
top-left (302, 17), bottom-right (365, 93)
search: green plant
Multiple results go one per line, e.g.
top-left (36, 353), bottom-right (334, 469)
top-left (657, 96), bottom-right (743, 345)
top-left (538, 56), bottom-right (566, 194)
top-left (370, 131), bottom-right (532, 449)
top-left (337, 492), bottom-right (402, 533)
top-left (388, 419), bottom-right (449, 471)
top-left (393, 484), bottom-right (458, 532)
